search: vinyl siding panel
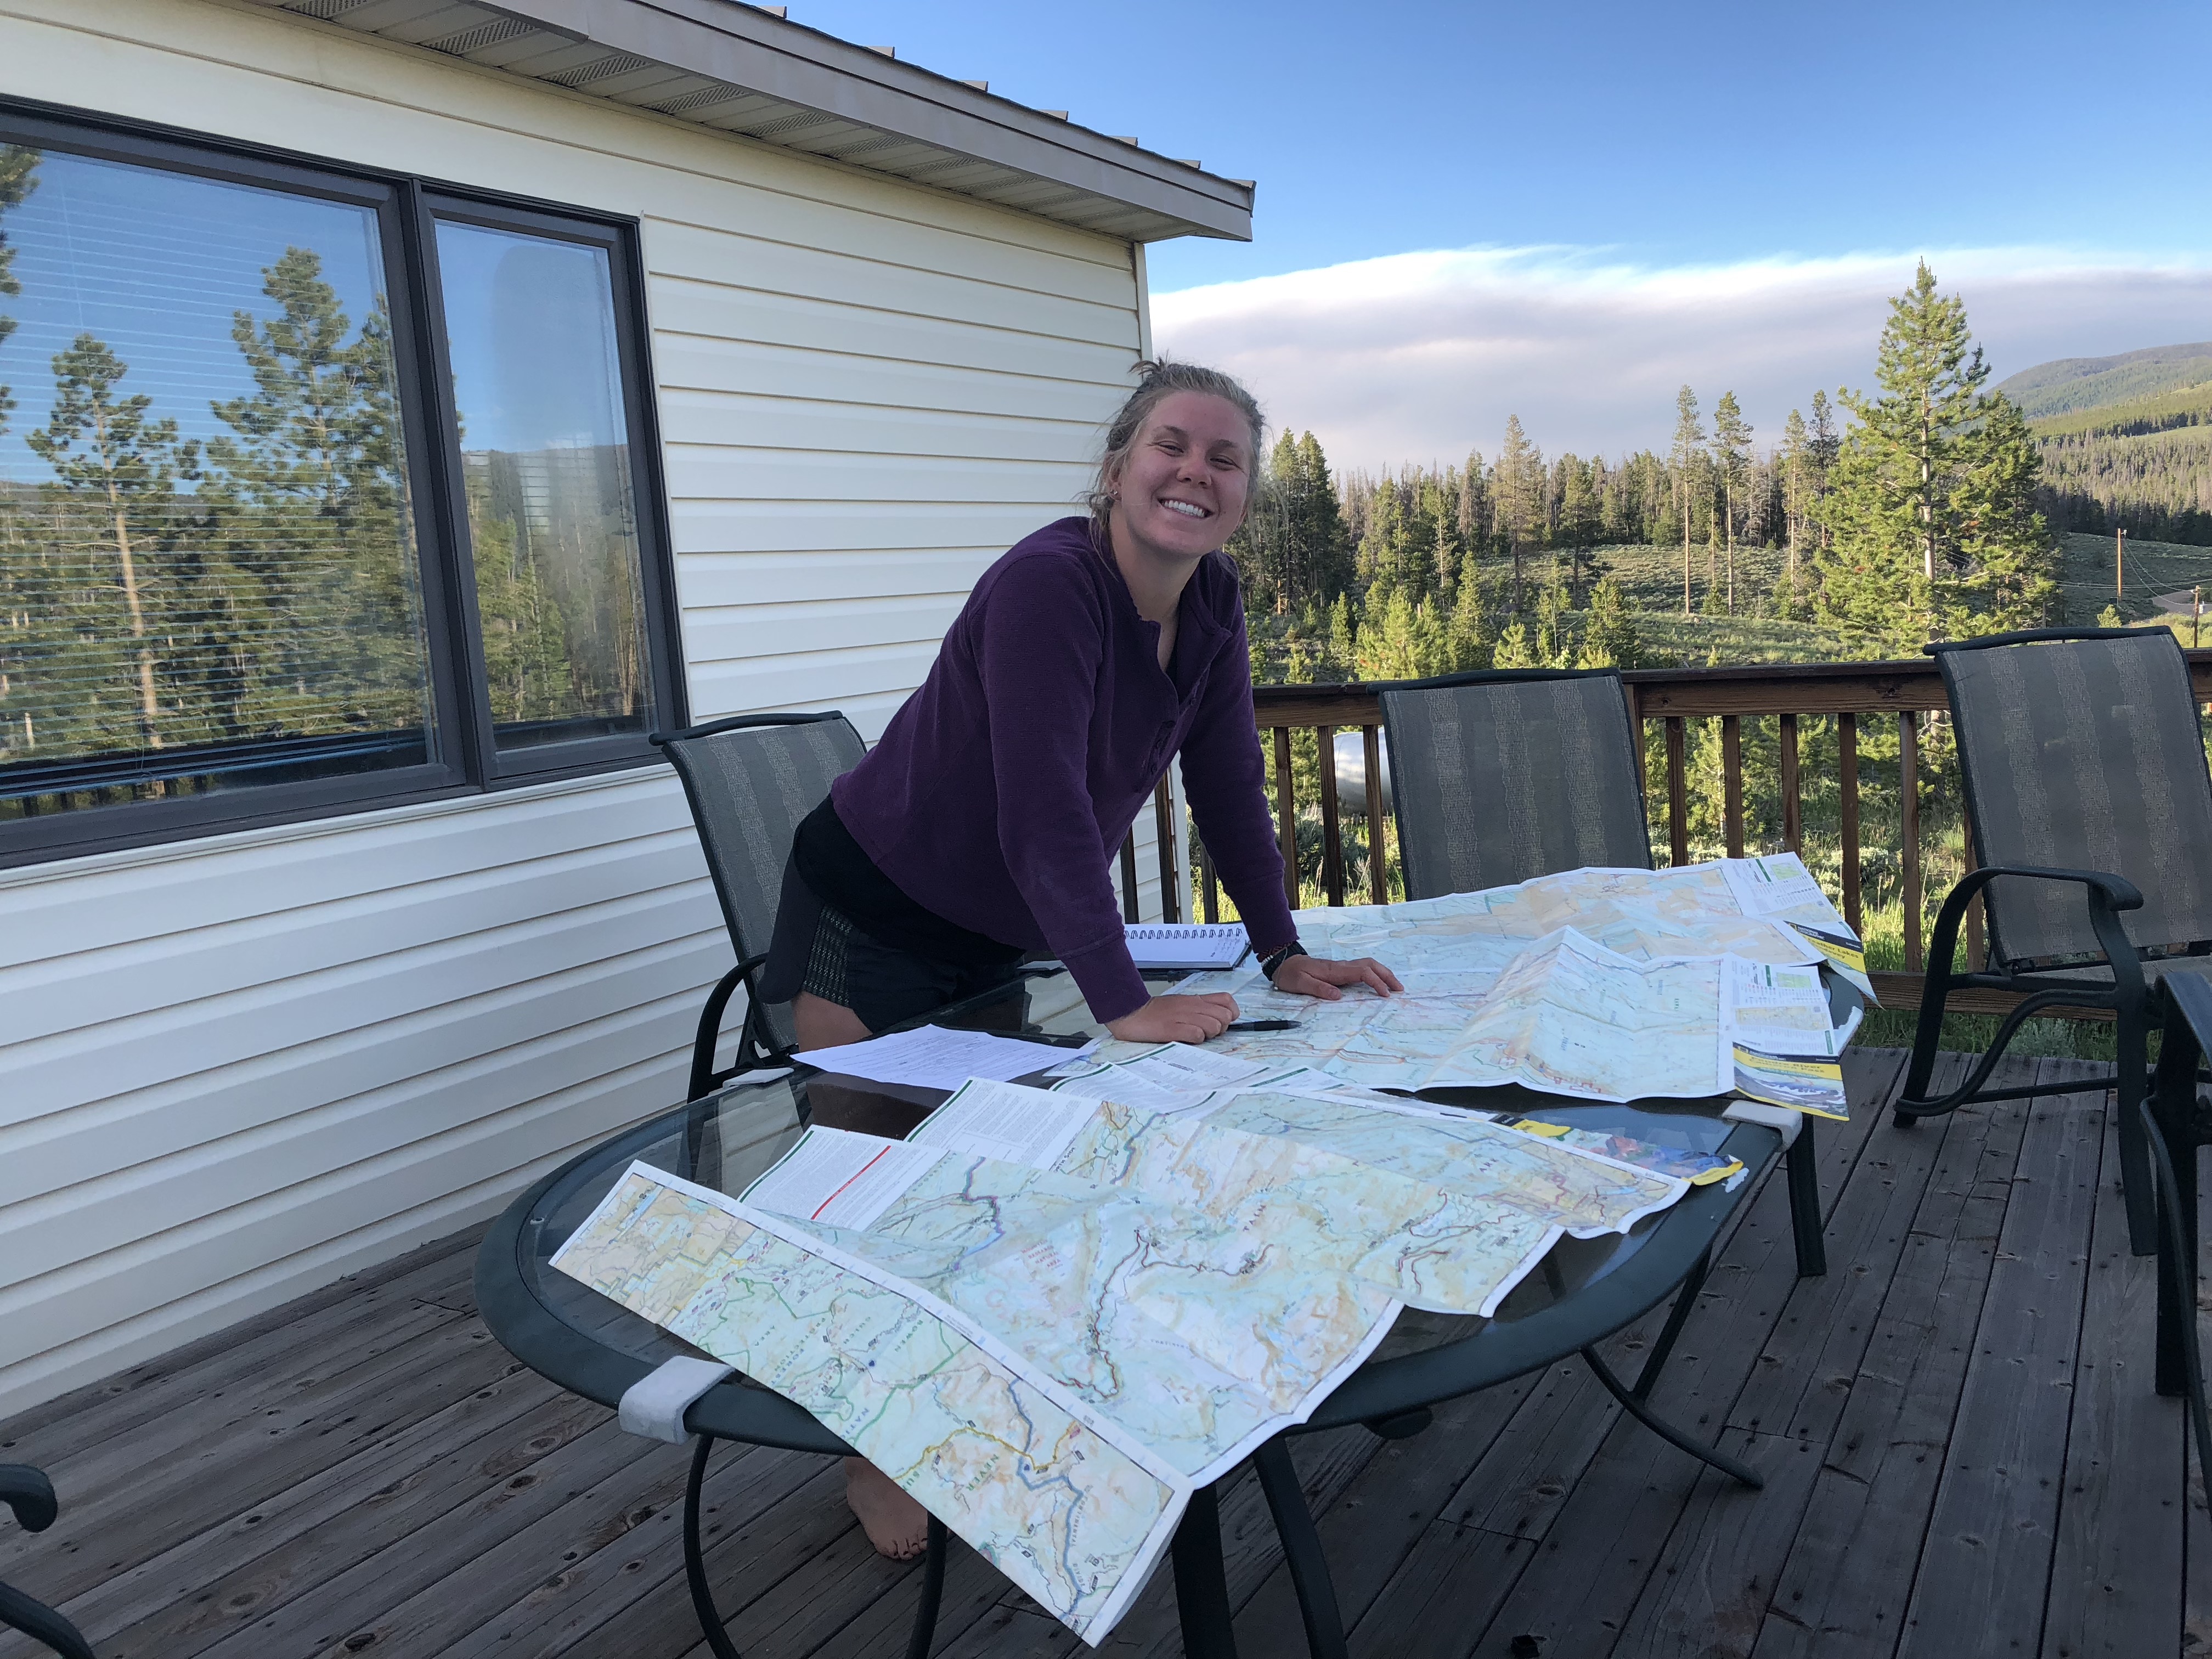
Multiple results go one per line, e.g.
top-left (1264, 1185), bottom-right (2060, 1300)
top-left (0, 0), bottom-right (1181, 1418)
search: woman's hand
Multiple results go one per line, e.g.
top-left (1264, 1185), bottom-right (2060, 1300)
top-left (1270, 954), bottom-right (1403, 1002)
top-left (1105, 991), bottom-right (1242, 1045)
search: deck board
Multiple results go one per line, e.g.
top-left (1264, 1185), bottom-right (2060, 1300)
top-left (1, 1049), bottom-right (2201, 1659)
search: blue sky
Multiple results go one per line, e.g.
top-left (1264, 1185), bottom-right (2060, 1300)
top-left (784, 0), bottom-right (2211, 289)
top-left (794, 0), bottom-right (2212, 462)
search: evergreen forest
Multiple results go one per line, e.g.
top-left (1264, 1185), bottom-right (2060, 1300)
top-left (1215, 264), bottom-right (2212, 1053)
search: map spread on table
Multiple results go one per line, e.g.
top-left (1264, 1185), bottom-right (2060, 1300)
top-left (552, 854), bottom-right (1865, 1641)
top-left (551, 1063), bottom-right (1699, 1643)
top-left (1064, 854), bottom-right (1864, 1115)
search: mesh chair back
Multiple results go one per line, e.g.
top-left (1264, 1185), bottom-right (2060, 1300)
top-left (654, 712), bottom-right (866, 1051)
top-left (1380, 669), bottom-right (1652, 899)
top-left (1939, 629), bottom-right (2212, 964)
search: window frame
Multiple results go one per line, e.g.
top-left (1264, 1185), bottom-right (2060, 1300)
top-left (0, 98), bottom-right (689, 870)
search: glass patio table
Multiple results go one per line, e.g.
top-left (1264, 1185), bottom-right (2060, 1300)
top-left (476, 967), bottom-right (1824, 1659)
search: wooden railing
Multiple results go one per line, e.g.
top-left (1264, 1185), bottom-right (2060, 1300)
top-left (1176, 654), bottom-right (2212, 1014)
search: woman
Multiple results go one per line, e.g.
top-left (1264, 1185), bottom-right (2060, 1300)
top-left (758, 360), bottom-right (1401, 1556)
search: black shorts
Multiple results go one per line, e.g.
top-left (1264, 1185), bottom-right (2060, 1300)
top-left (757, 857), bottom-right (1024, 1035)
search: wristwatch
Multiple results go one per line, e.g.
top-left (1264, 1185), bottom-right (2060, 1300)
top-left (1258, 939), bottom-right (1307, 982)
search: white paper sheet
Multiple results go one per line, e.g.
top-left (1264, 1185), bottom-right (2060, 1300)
top-left (740, 1125), bottom-right (946, 1232)
top-left (911, 1077), bottom-right (1099, 1169)
top-left (799, 1024), bottom-right (1060, 1090)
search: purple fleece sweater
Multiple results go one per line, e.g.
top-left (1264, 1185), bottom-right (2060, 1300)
top-left (830, 517), bottom-right (1298, 1023)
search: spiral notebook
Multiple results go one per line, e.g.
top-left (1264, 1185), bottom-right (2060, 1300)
top-left (1124, 923), bottom-right (1251, 972)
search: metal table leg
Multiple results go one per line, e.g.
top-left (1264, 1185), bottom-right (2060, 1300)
top-left (1252, 1438), bottom-right (1348, 1659)
top-left (685, 1435), bottom-right (743, 1659)
top-left (1171, 1481), bottom-right (1239, 1659)
top-left (1577, 1246), bottom-right (1763, 1489)
top-left (1787, 1119), bottom-right (1827, 1277)
top-left (684, 1439), bottom-right (947, 1659)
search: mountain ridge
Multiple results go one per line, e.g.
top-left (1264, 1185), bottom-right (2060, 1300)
top-left (1996, 341), bottom-right (2212, 419)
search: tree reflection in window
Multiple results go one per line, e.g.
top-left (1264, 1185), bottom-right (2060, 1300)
top-left (0, 144), bottom-right (431, 817)
top-left (436, 221), bottom-right (651, 750)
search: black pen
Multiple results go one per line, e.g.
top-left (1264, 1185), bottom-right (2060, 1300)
top-left (1224, 1018), bottom-right (1300, 1033)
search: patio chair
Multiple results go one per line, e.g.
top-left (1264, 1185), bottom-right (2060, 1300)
top-left (1380, 665), bottom-right (1829, 1279)
top-left (1382, 665), bottom-right (1654, 898)
top-left (1, 1465), bottom-right (94, 1659)
top-left (651, 711), bottom-right (865, 1102)
top-left (1894, 625), bottom-right (2212, 1256)
top-left (2148, 973), bottom-right (2212, 1505)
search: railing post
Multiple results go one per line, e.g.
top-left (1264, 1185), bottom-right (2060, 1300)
top-left (1198, 837), bottom-right (1218, 924)
top-left (1119, 830), bottom-right (1140, 924)
top-left (1720, 715), bottom-right (1744, 859)
top-left (1362, 724), bottom-right (1387, 904)
top-left (1664, 716), bottom-right (1688, 867)
top-left (1273, 727), bottom-right (1298, 912)
top-left (1316, 723), bottom-right (1346, 906)
top-left (1153, 778), bottom-right (1180, 925)
top-left (1838, 713), bottom-right (1861, 935)
top-left (1779, 713), bottom-right (1801, 854)
top-left (1901, 711), bottom-right (1922, 972)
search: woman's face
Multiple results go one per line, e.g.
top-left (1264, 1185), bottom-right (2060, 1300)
top-left (1110, 391), bottom-right (1255, 562)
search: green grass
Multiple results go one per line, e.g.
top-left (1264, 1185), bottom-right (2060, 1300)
top-left (2057, 529), bottom-right (2212, 624)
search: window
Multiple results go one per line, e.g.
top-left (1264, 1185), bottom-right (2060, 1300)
top-left (0, 108), bottom-right (683, 866)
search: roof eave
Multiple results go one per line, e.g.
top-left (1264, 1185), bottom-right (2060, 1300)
top-left (253, 0), bottom-right (1254, 242)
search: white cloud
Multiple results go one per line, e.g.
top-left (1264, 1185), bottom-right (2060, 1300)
top-left (1150, 245), bottom-right (2212, 470)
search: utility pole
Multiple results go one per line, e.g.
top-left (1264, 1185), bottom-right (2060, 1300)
top-left (2116, 526), bottom-right (2127, 603)
top-left (2195, 584), bottom-right (2202, 649)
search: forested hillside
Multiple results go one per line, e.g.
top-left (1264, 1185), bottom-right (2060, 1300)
top-left (1995, 340), bottom-right (2212, 419)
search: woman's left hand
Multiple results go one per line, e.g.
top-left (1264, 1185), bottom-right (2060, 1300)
top-left (1271, 954), bottom-right (1403, 1001)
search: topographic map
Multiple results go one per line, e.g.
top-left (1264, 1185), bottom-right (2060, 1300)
top-left (554, 1164), bottom-right (1185, 1641)
top-left (910, 1077), bottom-right (1681, 1317)
top-left (1070, 855), bottom-right (1863, 1113)
top-left (552, 1068), bottom-right (1698, 1642)
top-left (552, 855), bottom-right (1863, 1641)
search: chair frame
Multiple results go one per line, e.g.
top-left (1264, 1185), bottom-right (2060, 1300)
top-left (1893, 626), bottom-right (2210, 1256)
top-left (1379, 664), bottom-right (1827, 1278)
top-left (2148, 974), bottom-right (2212, 1506)
top-left (651, 709), bottom-right (856, 1103)
top-left (1, 1466), bottom-right (93, 1659)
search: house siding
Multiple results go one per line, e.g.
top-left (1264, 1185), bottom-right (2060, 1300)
top-left (0, 0), bottom-right (1176, 1418)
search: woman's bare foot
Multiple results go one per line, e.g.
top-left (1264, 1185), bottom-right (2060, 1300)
top-left (844, 1457), bottom-right (929, 1560)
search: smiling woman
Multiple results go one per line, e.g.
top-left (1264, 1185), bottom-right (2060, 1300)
top-left (747, 358), bottom-right (1404, 1557)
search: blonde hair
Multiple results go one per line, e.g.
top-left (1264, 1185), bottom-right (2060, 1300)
top-left (1085, 359), bottom-right (1267, 529)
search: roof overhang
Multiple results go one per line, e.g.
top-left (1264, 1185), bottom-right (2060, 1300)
top-left (246, 0), bottom-right (1254, 242)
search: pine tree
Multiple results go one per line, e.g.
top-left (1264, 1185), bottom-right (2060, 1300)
top-left (1447, 548), bottom-right (1492, 669)
top-left (1556, 455), bottom-right (1598, 598)
top-left (1668, 387), bottom-right (1705, 617)
top-left (1814, 262), bottom-right (2058, 652)
top-left (1493, 415), bottom-right (1541, 615)
top-left (1710, 391), bottom-right (1751, 614)
top-left (202, 247), bottom-right (421, 740)
top-left (1948, 393), bottom-right (2059, 632)
top-left (1491, 619), bottom-right (1536, 669)
top-left (1292, 432), bottom-right (1352, 605)
top-left (25, 333), bottom-right (202, 759)
top-left (1578, 574), bottom-right (1644, 668)
top-left (0, 145), bottom-right (38, 435)
top-left (1779, 407), bottom-right (1809, 613)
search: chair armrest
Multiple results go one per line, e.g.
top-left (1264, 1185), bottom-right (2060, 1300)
top-left (1943, 864), bottom-right (2143, 913)
top-left (1923, 864), bottom-right (2146, 1017)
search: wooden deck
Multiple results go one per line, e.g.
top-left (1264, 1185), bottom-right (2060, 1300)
top-left (2, 1049), bottom-right (2205, 1659)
